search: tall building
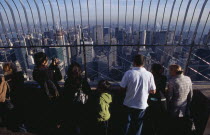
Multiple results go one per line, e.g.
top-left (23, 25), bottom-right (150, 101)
top-left (77, 25), bottom-right (82, 41)
top-left (108, 38), bottom-right (118, 67)
top-left (33, 38), bottom-right (42, 46)
top-left (0, 39), bottom-right (3, 46)
top-left (14, 39), bottom-right (28, 72)
top-left (44, 30), bottom-right (54, 39)
top-left (52, 30), bottom-right (70, 70)
top-left (23, 54), bottom-right (35, 70)
top-left (78, 40), bottom-right (95, 77)
top-left (55, 30), bottom-right (65, 45)
top-left (136, 31), bottom-right (146, 49)
top-left (94, 53), bottom-right (109, 80)
top-left (115, 27), bottom-right (124, 44)
top-left (153, 30), bottom-right (167, 45)
top-left (103, 27), bottom-right (109, 35)
top-left (128, 26), bottom-right (132, 34)
top-left (77, 40), bottom-right (94, 64)
top-left (167, 31), bottom-right (175, 45)
top-left (104, 34), bottom-right (111, 45)
top-left (145, 30), bottom-right (153, 45)
top-left (93, 25), bottom-right (104, 45)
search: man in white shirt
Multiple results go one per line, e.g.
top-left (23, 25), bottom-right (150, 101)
top-left (120, 54), bottom-right (156, 135)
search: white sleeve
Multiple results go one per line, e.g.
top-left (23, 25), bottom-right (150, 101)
top-left (149, 74), bottom-right (156, 92)
top-left (120, 72), bottom-right (129, 88)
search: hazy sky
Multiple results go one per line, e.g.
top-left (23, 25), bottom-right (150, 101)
top-left (0, 0), bottom-right (210, 32)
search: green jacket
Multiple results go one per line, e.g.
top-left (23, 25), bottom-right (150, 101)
top-left (98, 92), bottom-right (112, 122)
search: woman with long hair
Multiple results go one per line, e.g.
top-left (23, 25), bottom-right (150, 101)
top-left (146, 63), bottom-right (167, 135)
top-left (63, 62), bottom-right (91, 135)
top-left (1, 62), bottom-right (27, 132)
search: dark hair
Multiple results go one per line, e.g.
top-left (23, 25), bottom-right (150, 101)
top-left (67, 62), bottom-right (82, 79)
top-left (151, 64), bottom-right (164, 75)
top-left (133, 54), bottom-right (145, 66)
top-left (34, 52), bottom-right (47, 66)
top-left (3, 62), bottom-right (17, 73)
top-left (97, 80), bottom-right (111, 92)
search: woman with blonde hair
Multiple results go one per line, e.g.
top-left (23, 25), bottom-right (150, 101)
top-left (168, 64), bottom-right (193, 135)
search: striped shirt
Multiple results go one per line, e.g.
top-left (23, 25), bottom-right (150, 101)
top-left (168, 74), bottom-right (193, 117)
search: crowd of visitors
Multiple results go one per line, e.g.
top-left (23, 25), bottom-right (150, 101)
top-left (0, 52), bottom-right (194, 135)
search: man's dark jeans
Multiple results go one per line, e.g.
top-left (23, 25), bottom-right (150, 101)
top-left (123, 106), bottom-right (146, 135)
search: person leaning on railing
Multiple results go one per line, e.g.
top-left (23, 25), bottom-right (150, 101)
top-left (120, 54), bottom-right (156, 135)
top-left (0, 62), bottom-right (27, 132)
top-left (62, 62), bottom-right (91, 135)
top-left (167, 64), bottom-right (193, 135)
top-left (147, 63), bottom-right (167, 135)
top-left (94, 80), bottom-right (112, 135)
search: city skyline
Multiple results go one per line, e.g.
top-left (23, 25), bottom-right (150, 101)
top-left (0, 0), bottom-right (210, 34)
top-left (0, 0), bottom-right (209, 83)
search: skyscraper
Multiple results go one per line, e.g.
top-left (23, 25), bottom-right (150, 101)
top-left (145, 30), bottom-right (153, 45)
top-left (93, 25), bottom-right (104, 45)
top-left (153, 30), bottom-right (167, 45)
top-left (115, 27), bottom-right (124, 44)
top-left (55, 30), bottom-right (65, 45)
top-left (94, 53), bottom-right (109, 80)
top-left (0, 39), bottom-right (3, 46)
top-left (14, 39), bottom-right (28, 72)
top-left (103, 27), bottom-right (110, 35)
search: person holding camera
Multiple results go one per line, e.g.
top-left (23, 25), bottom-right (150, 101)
top-left (32, 52), bottom-right (62, 134)
top-left (33, 52), bottom-right (62, 99)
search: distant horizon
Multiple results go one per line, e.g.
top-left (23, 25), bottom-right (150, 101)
top-left (0, 0), bottom-right (210, 37)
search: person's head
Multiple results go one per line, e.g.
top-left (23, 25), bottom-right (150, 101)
top-left (169, 64), bottom-right (183, 76)
top-left (3, 62), bottom-right (17, 75)
top-left (133, 54), bottom-right (145, 67)
top-left (34, 52), bottom-right (48, 67)
top-left (151, 64), bottom-right (164, 75)
top-left (97, 80), bottom-right (111, 92)
top-left (67, 62), bottom-right (82, 78)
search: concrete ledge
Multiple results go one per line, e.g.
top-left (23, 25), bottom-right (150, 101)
top-left (23, 81), bottom-right (210, 135)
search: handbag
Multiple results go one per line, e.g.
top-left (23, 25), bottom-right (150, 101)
top-left (73, 81), bottom-right (88, 104)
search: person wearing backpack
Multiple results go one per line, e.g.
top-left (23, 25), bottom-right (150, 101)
top-left (0, 62), bottom-right (27, 132)
top-left (62, 62), bottom-right (91, 135)
top-left (92, 80), bottom-right (112, 135)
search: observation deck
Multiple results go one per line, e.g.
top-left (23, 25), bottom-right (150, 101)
top-left (0, 0), bottom-right (210, 134)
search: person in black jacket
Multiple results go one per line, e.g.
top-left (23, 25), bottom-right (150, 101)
top-left (146, 64), bottom-right (167, 135)
top-left (33, 52), bottom-right (62, 99)
top-left (32, 52), bottom-right (62, 134)
top-left (2, 62), bottom-right (27, 132)
top-left (63, 62), bottom-right (91, 135)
